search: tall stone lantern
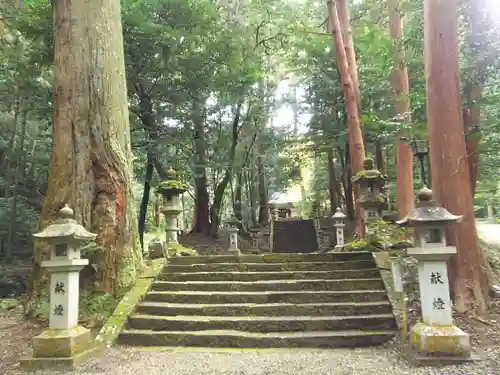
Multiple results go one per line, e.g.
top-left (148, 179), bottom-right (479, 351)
top-left (352, 158), bottom-right (387, 234)
top-left (21, 205), bottom-right (96, 368)
top-left (157, 168), bottom-right (186, 255)
top-left (332, 207), bottom-right (347, 250)
top-left (226, 215), bottom-right (241, 255)
top-left (397, 187), bottom-right (471, 359)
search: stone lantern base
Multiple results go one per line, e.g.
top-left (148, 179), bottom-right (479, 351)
top-left (409, 322), bottom-right (471, 361)
top-left (20, 326), bottom-right (95, 370)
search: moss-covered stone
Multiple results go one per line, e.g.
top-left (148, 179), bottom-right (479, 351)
top-left (166, 243), bottom-right (198, 257)
top-left (410, 322), bottom-right (471, 356)
top-left (31, 326), bottom-right (91, 358)
top-left (94, 259), bottom-right (166, 348)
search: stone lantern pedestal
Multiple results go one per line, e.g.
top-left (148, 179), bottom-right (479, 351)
top-left (21, 205), bottom-right (97, 369)
top-left (352, 158), bottom-right (387, 234)
top-left (397, 187), bottom-right (471, 361)
top-left (226, 216), bottom-right (241, 256)
top-left (332, 208), bottom-right (346, 250)
top-left (157, 169), bottom-right (186, 257)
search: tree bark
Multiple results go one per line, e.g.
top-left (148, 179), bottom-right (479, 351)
top-left (424, 0), bottom-right (490, 313)
top-left (388, 0), bottom-right (414, 218)
top-left (29, 0), bottom-right (142, 307)
top-left (336, 0), bottom-right (361, 112)
top-left (192, 98), bottom-right (211, 234)
top-left (138, 151), bottom-right (154, 253)
top-left (327, 148), bottom-right (339, 214)
top-left (6, 110), bottom-right (28, 263)
top-left (257, 153), bottom-right (269, 226)
top-left (328, 0), bottom-right (366, 236)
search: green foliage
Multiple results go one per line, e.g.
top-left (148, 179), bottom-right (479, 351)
top-left (346, 220), bottom-right (408, 252)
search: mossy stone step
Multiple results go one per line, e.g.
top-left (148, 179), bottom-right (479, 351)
top-left (160, 269), bottom-right (381, 282)
top-left (165, 260), bottom-right (376, 273)
top-left (127, 314), bottom-right (397, 332)
top-left (118, 329), bottom-right (397, 348)
top-left (144, 290), bottom-right (389, 304)
top-left (167, 252), bottom-right (373, 265)
top-left (136, 301), bottom-right (393, 317)
top-left (150, 279), bottom-right (385, 292)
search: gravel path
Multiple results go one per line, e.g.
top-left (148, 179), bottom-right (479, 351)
top-left (5, 345), bottom-right (500, 375)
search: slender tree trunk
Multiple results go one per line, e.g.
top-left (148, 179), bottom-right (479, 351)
top-left (342, 144), bottom-right (355, 221)
top-left (29, 0), bottom-right (142, 309)
top-left (388, 0), bottom-right (414, 218)
top-left (6, 110), bottom-right (28, 263)
top-left (327, 0), bottom-right (366, 236)
top-left (375, 139), bottom-right (385, 174)
top-left (424, 0), bottom-right (490, 313)
top-left (257, 154), bottom-right (269, 225)
top-left (192, 98), bottom-right (211, 234)
top-left (138, 151), bottom-right (154, 253)
top-left (234, 171), bottom-right (243, 221)
top-left (337, 0), bottom-right (361, 112)
top-left (327, 148), bottom-right (339, 214)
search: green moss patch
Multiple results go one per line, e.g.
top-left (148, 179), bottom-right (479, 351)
top-left (94, 259), bottom-right (166, 348)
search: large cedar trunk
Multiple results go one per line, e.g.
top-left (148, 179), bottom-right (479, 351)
top-left (388, 0), bottom-right (414, 218)
top-left (29, 0), bottom-right (142, 307)
top-left (327, 0), bottom-right (366, 236)
top-left (424, 0), bottom-right (490, 313)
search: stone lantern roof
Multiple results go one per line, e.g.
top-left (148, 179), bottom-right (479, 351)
top-left (33, 205), bottom-right (96, 241)
top-left (396, 186), bottom-right (462, 227)
top-left (225, 215), bottom-right (240, 228)
top-left (332, 207), bottom-right (346, 220)
top-left (351, 158), bottom-right (386, 186)
top-left (157, 168), bottom-right (187, 195)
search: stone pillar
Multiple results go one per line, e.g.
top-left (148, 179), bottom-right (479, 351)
top-left (332, 208), bottom-right (346, 250)
top-left (250, 228), bottom-right (260, 251)
top-left (21, 205), bottom-right (96, 369)
top-left (157, 169), bottom-right (186, 256)
top-left (226, 216), bottom-right (241, 255)
top-left (397, 187), bottom-right (471, 359)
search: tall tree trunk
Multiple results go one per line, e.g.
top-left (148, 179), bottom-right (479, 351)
top-left (327, 148), bottom-right (339, 214)
top-left (424, 0), bottom-right (490, 313)
top-left (257, 154), bottom-right (269, 226)
top-left (336, 0), bottom-right (361, 112)
top-left (342, 144), bottom-right (355, 221)
top-left (388, 0), bottom-right (414, 219)
top-left (138, 151), bottom-right (154, 254)
top-left (463, 0), bottom-right (489, 196)
top-left (6, 110), bottom-right (28, 263)
top-left (29, 0), bottom-right (142, 309)
top-left (374, 139), bottom-right (385, 174)
top-left (192, 98), bottom-right (211, 234)
top-left (327, 0), bottom-right (366, 236)
top-left (234, 171), bottom-right (243, 221)
top-left (209, 103), bottom-right (242, 237)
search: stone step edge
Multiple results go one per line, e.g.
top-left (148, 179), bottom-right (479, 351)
top-left (129, 313), bottom-right (395, 322)
top-left (166, 261), bottom-right (374, 267)
top-left (152, 278), bottom-right (383, 286)
top-left (138, 301), bottom-right (392, 309)
top-left (162, 269), bottom-right (380, 276)
top-left (120, 329), bottom-right (397, 338)
top-left (168, 252), bottom-right (371, 260)
top-left (146, 289), bottom-right (388, 296)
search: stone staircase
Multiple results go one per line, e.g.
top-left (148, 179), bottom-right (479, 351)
top-left (118, 252), bottom-right (398, 348)
top-left (273, 219), bottom-right (319, 253)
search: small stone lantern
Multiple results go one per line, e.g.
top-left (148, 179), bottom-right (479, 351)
top-left (249, 227), bottom-right (260, 252)
top-left (21, 205), bottom-right (96, 368)
top-left (226, 215), bottom-right (240, 255)
top-left (397, 187), bottom-right (470, 359)
top-left (352, 158), bottom-right (387, 230)
top-left (332, 207), bottom-right (347, 250)
top-left (157, 168), bottom-right (186, 254)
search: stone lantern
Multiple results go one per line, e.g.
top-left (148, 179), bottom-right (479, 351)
top-left (332, 207), bottom-right (347, 250)
top-left (157, 168), bottom-right (186, 254)
top-left (352, 158), bottom-right (387, 232)
top-left (397, 187), bottom-right (471, 359)
top-left (21, 204), bottom-right (96, 368)
top-left (226, 215), bottom-right (240, 255)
